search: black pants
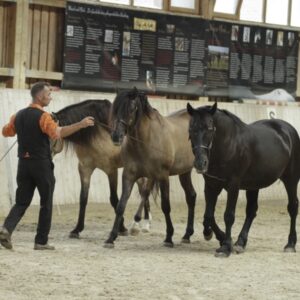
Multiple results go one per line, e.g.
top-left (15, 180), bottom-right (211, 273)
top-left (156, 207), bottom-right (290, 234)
top-left (4, 159), bottom-right (55, 245)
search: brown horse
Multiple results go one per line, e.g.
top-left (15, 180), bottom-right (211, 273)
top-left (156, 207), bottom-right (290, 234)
top-left (51, 99), bottom-right (153, 238)
top-left (104, 88), bottom-right (197, 248)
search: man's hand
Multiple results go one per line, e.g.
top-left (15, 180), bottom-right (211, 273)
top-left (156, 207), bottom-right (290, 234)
top-left (80, 116), bottom-right (95, 128)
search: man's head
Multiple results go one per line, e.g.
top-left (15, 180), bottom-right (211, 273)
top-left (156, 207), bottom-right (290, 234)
top-left (31, 82), bottom-right (52, 107)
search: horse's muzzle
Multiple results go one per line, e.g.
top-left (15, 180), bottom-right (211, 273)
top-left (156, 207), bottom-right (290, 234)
top-left (194, 159), bottom-right (208, 174)
top-left (111, 132), bottom-right (124, 146)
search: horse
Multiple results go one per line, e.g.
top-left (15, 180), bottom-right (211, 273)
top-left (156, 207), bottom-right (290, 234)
top-left (104, 87), bottom-right (197, 248)
top-left (51, 99), bottom-right (153, 238)
top-left (187, 102), bottom-right (300, 257)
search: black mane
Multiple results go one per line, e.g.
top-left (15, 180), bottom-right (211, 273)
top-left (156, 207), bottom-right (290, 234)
top-left (53, 99), bottom-right (111, 145)
top-left (219, 109), bottom-right (246, 127)
top-left (112, 89), bottom-right (153, 125)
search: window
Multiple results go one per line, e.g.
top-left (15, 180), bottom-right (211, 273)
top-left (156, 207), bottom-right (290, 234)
top-left (266, 0), bottom-right (289, 25)
top-left (99, 0), bottom-right (130, 5)
top-left (291, 0), bottom-right (300, 27)
top-left (134, 0), bottom-right (163, 9)
top-left (170, 0), bottom-right (196, 10)
top-left (214, 0), bottom-right (239, 14)
top-left (240, 0), bottom-right (263, 22)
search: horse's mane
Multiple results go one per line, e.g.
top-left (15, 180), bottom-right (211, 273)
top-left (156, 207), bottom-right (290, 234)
top-left (219, 109), bottom-right (246, 127)
top-left (112, 89), bottom-right (153, 125)
top-left (54, 99), bottom-right (111, 145)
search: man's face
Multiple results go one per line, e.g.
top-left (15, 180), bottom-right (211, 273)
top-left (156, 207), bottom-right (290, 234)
top-left (36, 86), bottom-right (52, 107)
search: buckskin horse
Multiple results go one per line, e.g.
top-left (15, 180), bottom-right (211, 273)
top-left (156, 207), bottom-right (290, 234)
top-left (104, 88), bottom-right (197, 248)
top-left (187, 102), bottom-right (300, 257)
top-left (51, 99), bottom-right (153, 238)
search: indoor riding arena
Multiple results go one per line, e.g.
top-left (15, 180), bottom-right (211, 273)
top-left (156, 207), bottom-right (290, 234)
top-left (1, 0), bottom-right (300, 299)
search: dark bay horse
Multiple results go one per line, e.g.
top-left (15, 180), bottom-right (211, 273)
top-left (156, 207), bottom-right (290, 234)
top-left (104, 88), bottom-right (197, 248)
top-left (187, 102), bottom-right (300, 257)
top-left (51, 99), bottom-right (152, 238)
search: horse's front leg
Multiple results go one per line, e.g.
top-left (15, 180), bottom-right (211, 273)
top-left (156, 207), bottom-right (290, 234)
top-left (203, 182), bottom-right (225, 243)
top-left (107, 170), bottom-right (128, 236)
top-left (160, 178), bottom-right (174, 247)
top-left (233, 189), bottom-right (259, 253)
top-left (69, 164), bottom-right (95, 239)
top-left (104, 171), bottom-right (136, 248)
top-left (215, 184), bottom-right (240, 257)
top-left (179, 171), bottom-right (196, 243)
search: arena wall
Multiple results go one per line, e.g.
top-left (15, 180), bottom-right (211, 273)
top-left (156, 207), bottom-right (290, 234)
top-left (1, 88), bottom-right (300, 216)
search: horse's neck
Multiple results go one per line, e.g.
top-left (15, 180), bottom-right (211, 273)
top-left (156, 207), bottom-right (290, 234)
top-left (214, 113), bottom-right (240, 145)
top-left (127, 111), bottom-right (160, 153)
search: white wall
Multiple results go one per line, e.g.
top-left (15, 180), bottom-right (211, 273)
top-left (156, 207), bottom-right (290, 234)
top-left (1, 88), bottom-right (300, 217)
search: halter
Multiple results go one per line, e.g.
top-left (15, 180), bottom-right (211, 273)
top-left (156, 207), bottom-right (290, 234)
top-left (192, 126), bottom-right (216, 155)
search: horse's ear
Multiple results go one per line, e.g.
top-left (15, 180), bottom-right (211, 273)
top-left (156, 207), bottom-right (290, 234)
top-left (187, 103), bottom-right (195, 116)
top-left (129, 86), bottom-right (138, 99)
top-left (210, 102), bottom-right (217, 115)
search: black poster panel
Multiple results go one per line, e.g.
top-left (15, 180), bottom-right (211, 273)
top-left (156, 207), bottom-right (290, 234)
top-left (63, 2), bottom-right (207, 96)
top-left (63, 1), bottom-right (298, 100)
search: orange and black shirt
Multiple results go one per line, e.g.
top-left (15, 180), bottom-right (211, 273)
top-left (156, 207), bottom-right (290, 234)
top-left (2, 103), bottom-right (59, 159)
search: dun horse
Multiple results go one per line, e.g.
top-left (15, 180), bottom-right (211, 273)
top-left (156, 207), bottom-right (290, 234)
top-left (51, 99), bottom-right (152, 238)
top-left (105, 88), bottom-right (197, 248)
top-left (187, 102), bottom-right (300, 257)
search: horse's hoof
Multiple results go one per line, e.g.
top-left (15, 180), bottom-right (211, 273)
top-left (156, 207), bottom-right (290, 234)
top-left (129, 227), bottom-right (140, 236)
top-left (181, 238), bottom-right (190, 244)
top-left (103, 242), bottom-right (114, 249)
top-left (233, 244), bottom-right (245, 254)
top-left (215, 245), bottom-right (231, 258)
top-left (119, 230), bottom-right (128, 236)
top-left (215, 251), bottom-right (230, 258)
top-left (69, 232), bottom-right (80, 239)
top-left (204, 231), bottom-right (213, 241)
top-left (163, 241), bottom-right (174, 248)
top-left (129, 221), bottom-right (140, 236)
top-left (284, 246), bottom-right (296, 253)
top-left (141, 222), bottom-right (151, 233)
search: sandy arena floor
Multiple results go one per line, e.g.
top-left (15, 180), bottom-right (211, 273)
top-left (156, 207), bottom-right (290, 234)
top-left (0, 197), bottom-right (299, 300)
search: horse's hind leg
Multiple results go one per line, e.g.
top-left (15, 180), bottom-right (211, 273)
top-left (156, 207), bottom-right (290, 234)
top-left (108, 170), bottom-right (127, 236)
top-left (282, 179), bottom-right (298, 252)
top-left (233, 190), bottom-right (259, 254)
top-left (179, 172), bottom-right (196, 243)
top-left (129, 178), bottom-right (153, 235)
top-left (69, 164), bottom-right (94, 239)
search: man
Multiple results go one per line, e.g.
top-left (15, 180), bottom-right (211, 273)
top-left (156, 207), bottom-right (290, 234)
top-left (0, 82), bottom-right (94, 250)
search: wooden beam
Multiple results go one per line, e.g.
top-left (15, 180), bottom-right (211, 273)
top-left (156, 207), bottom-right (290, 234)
top-left (13, 0), bottom-right (28, 88)
top-left (31, 4), bottom-right (41, 70)
top-left (26, 69), bottom-right (63, 80)
top-left (39, 5), bottom-right (49, 70)
top-left (287, 0), bottom-right (292, 26)
top-left (47, 7), bottom-right (57, 71)
top-left (262, 0), bottom-right (267, 23)
top-left (236, 0), bottom-right (243, 19)
top-left (297, 33), bottom-right (300, 97)
top-left (0, 67), bottom-right (14, 76)
top-left (29, 0), bottom-right (66, 8)
top-left (201, 0), bottom-right (215, 19)
top-left (0, 3), bottom-right (4, 67)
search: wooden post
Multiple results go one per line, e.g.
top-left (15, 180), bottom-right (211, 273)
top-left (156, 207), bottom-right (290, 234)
top-left (13, 0), bottom-right (29, 88)
top-left (201, 0), bottom-right (215, 20)
top-left (297, 33), bottom-right (300, 97)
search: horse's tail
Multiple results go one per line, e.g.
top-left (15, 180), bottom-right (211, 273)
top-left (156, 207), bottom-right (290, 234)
top-left (151, 180), bottom-right (160, 206)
